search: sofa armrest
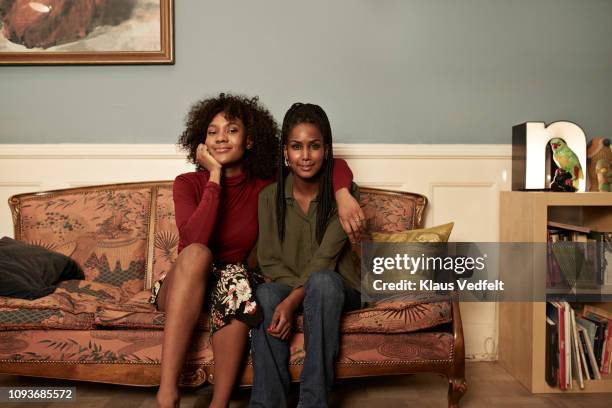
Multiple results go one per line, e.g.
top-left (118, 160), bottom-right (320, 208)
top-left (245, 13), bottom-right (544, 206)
top-left (451, 301), bottom-right (465, 373)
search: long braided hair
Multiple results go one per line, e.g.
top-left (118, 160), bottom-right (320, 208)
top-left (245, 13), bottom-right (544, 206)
top-left (276, 103), bottom-right (335, 244)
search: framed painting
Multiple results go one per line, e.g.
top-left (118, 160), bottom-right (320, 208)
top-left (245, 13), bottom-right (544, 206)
top-left (0, 0), bottom-right (173, 65)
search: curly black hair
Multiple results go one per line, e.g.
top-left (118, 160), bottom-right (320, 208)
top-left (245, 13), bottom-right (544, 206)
top-left (178, 93), bottom-right (279, 179)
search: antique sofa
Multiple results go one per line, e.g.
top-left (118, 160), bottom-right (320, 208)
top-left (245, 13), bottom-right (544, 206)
top-left (0, 181), bottom-right (467, 407)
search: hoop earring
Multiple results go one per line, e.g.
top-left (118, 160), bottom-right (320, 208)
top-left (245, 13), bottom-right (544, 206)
top-left (284, 156), bottom-right (289, 167)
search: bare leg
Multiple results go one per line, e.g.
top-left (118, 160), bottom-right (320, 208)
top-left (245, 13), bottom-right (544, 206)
top-left (209, 319), bottom-right (250, 408)
top-left (156, 243), bottom-right (213, 408)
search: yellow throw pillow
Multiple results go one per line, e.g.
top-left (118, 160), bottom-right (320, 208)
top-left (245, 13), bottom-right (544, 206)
top-left (371, 222), bottom-right (454, 243)
top-left (364, 222), bottom-right (455, 301)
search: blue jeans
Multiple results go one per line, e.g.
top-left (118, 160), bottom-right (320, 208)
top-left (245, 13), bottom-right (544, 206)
top-left (249, 270), bottom-right (361, 408)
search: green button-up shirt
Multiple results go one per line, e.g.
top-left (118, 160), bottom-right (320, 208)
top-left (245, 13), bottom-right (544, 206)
top-left (257, 174), bottom-right (360, 291)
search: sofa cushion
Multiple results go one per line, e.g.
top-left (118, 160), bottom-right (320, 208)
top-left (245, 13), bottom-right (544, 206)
top-left (0, 307), bottom-right (92, 331)
top-left (33, 280), bottom-right (451, 335)
top-left (0, 280), bottom-right (131, 330)
top-left (335, 332), bottom-right (454, 363)
top-left (0, 237), bottom-right (84, 300)
top-left (0, 328), bottom-right (213, 368)
top-left (0, 329), bottom-right (164, 364)
top-left (371, 222), bottom-right (454, 243)
top-left (94, 291), bottom-right (451, 334)
top-left (0, 328), bottom-right (452, 373)
top-left (294, 298), bottom-right (452, 334)
top-left (0, 329), bottom-right (453, 370)
top-left (93, 289), bottom-right (211, 330)
top-left (94, 307), bottom-right (212, 331)
top-left (14, 186), bottom-right (152, 294)
top-left (55, 279), bottom-right (131, 308)
top-left (285, 332), bottom-right (454, 366)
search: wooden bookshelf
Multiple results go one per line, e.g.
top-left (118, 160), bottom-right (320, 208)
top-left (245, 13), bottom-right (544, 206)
top-left (498, 192), bottom-right (612, 393)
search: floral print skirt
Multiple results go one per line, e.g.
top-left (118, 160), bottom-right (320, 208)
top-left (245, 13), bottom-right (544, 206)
top-left (149, 261), bottom-right (263, 335)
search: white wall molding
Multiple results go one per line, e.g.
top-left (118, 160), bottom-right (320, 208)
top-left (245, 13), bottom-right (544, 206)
top-left (0, 143), bottom-right (513, 361)
top-left (334, 144), bottom-right (512, 159)
top-left (0, 143), bottom-right (512, 160)
top-left (0, 144), bottom-right (187, 159)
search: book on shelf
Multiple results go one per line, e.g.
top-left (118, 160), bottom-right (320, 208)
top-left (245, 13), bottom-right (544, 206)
top-left (547, 301), bottom-right (567, 389)
top-left (605, 324), bottom-right (612, 375)
top-left (547, 221), bottom-right (591, 234)
top-left (564, 301), bottom-right (572, 388)
top-left (570, 308), bottom-right (585, 389)
top-left (578, 325), bottom-right (601, 380)
top-left (583, 305), bottom-right (612, 374)
top-left (545, 316), bottom-right (558, 387)
top-left (551, 240), bottom-right (594, 289)
top-left (594, 232), bottom-right (612, 286)
top-left (576, 315), bottom-right (608, 372)
top-left (547, 230), bottom-right (564, 287)
top-left (545, 302), bottom-right (612, 388)
top-left (581, 326), bottom-right (602, 380)
top-left (578, 326), bottom-right (597, 380)
top-left (546, 226), bottom-right (611, 289)
top-left (587, 231), bottom-right (611, 286)
top-left (576, 322), bottom-right (591, 381)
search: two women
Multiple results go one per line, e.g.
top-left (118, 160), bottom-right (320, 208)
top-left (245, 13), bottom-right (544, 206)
top-left (155, 94), bottom-right (363, 408)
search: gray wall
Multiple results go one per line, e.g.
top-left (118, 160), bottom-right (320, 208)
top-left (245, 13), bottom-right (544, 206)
top-left (1, 0), bottom-right (611, 144)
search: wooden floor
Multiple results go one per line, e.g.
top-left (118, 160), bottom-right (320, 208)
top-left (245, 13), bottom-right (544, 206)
top-left (1, 362), bottom-right (611, 407)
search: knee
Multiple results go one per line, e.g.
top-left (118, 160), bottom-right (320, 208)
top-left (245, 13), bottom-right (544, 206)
top-left (175, 243), bottom-right (212, 279)
top-left (304, 270), bottom-right (343, 298)
top-left (179, 243), bottom-right (212, 264)
top-left (255, 283), bottom-right (284, 312)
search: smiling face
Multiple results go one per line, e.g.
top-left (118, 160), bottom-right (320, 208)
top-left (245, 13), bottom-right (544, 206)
top-left (284, 123), bottom-right (327, 180)
top-left (204, 112), bottom-right (251, 166)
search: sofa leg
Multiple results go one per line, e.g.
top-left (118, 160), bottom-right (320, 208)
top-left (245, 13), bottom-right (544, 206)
top-left (447, 376), bottom-right (467, 408)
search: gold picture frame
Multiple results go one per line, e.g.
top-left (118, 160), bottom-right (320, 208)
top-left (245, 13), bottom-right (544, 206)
top-left (0, 0), bottom-right (174, 65)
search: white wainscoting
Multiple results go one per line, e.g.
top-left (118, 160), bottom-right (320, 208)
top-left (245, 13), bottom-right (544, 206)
top-left (0, 143), bottom-right (512, 361)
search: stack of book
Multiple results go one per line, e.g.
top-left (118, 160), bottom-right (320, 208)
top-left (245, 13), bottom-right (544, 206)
top-left (546, 221), bottom-right (611, 289)
top-left (546, 302), bottom-right (612, 390)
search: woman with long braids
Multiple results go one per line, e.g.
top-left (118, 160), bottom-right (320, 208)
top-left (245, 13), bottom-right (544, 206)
top-left (152, 94), bottom-right (364, 408)
top-left (251, 103), bottom-right (362, 408)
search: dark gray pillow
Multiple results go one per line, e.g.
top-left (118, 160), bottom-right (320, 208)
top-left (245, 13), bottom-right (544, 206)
top-left (0, 237), bottom-right (84, 299)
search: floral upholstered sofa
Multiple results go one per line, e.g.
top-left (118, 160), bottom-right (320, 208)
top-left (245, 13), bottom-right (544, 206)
top-left (0, 181), bottom-right (467, 407)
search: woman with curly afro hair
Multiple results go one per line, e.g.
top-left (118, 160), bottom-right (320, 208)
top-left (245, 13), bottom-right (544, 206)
top-left (151, 93), bottom-right (364, 408)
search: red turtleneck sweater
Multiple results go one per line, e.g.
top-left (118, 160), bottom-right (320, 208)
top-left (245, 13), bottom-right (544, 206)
top-left (173, 159), bottom-right (353, 263)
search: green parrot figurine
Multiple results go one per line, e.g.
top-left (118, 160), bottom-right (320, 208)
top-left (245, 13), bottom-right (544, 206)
top-left (549, 138), bottom-right (584, 190)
